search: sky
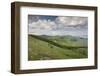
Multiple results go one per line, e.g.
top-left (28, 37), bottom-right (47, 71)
top-left (28, 15), bottom-right (88, 38)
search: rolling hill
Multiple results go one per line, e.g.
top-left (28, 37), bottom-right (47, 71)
top-left (28, 35), bottom-right (88, 60)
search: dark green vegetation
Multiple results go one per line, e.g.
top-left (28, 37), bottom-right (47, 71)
top-left (28, 35), bottom-right (88, 60)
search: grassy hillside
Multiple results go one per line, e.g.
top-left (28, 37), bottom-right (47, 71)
top-left (39, 35), bottom-right (87, 47)
top-left (28, 35), bottom-right (88, 60)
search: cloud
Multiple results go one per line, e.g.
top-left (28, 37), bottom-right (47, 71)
top-left (28, 15), bottom-right (88, 38)
top-left (28, 15), bottom-right (39, 24)
top-left (28, 19), bottom-right (55, 30)
top-left (55, 16), bottom-right (87, 26)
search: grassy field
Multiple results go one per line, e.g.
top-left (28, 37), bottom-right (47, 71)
top-left (28, 35), bottom-right (88, 60)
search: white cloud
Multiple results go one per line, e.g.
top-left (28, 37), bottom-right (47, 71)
top-left (55, 16), bottom-right (87, 26)
top-left (28, 16), bottom-right (88, 38)
top-left (28, 18), bottom-right (56, 34)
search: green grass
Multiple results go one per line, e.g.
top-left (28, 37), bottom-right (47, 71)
top-left (28, 35), bottom-right (88, 60)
